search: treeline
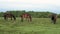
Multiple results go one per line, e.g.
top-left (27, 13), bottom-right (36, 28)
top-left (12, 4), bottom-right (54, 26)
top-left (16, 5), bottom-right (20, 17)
top-left (0, 10), bottom-right (60, 18)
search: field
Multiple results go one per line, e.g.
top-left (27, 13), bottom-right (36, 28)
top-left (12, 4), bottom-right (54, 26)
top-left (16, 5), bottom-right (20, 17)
top-left (0, 17), bottom-right (60, 34)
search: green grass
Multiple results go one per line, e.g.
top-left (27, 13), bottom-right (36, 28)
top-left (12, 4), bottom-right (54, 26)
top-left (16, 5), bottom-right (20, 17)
top-left (0, 17), bottom-right (60, 34)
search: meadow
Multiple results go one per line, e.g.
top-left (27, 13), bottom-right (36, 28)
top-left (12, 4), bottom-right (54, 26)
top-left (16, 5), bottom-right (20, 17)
top-left (0, 17), bottom-right (60, 34)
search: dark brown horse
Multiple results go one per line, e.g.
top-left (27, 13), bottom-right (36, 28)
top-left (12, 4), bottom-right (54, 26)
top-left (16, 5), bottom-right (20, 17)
top-left (20, 13), bottom-right (32, 22)
top-left (51, 14), bottom-right (57, 24)
top-left (3, 13), bottom-right (16, 20)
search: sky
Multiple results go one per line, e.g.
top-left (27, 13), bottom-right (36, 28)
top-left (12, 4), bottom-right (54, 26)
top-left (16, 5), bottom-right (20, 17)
top-left (0, 0), bottom-right (60, 14)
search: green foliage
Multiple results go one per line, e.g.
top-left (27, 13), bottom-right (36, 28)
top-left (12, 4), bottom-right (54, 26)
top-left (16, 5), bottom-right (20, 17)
top-left (0, 10), bottom-right (60, 18)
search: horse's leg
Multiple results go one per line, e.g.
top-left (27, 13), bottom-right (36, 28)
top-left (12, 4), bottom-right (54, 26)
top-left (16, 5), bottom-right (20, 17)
top-left (28, 18), bottom-right (30, 22)
top-left (51, 19), bottom-right (53, 23)
top-left (27, 17), bottom-right (29, 22)
top-left (51, 19), bottom-right (56, 24)
top-left (5, 17), bottom-right (8, 20)
top-left (54, 19), bottom-right (56, 24)
top-left (27, 16), bottom-right (32, 22)
top-left (30, 17), bottom-right (32, 21)
top-left (21, 17), bottom-right (23, 22)
top-left (28, 16), bottom-right (32, 22)
top-left (4, 17), bottom-right (7, 20)
top-left (54, 16), bottom-right (57, 24)
top-left (28, 17), bottom-right (31, 22)
top-left (26, 17), bottom-right (29, 22)
top-left (13, 16), bottom-right (16, 20)
top-left (26, 17), bottom-right (28, 21)
top-left (30, 18), bottom-right (32, 22)
top-left (11, 17), bottom-right (12, 20)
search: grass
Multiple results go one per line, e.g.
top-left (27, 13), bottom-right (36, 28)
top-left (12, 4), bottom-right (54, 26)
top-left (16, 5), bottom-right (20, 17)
top-left (0, 17), bottom-right (60, 34)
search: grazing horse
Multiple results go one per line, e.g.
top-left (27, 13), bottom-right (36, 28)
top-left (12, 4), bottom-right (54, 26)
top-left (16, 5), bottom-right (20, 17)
top-left (20, 13), bottom-right (32, 22)
top-left (3, 13), bottom-right (16, 20)
top-left (51, 14), bottom-right (57, 24)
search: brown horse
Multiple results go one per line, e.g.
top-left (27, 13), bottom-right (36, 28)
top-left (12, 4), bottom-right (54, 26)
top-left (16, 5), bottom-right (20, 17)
top-left (20, 13), bottom-right (32, 22)
top-left (51, 14), bottom-right (57, 24)
top-left (3, 13), bottom-right (16, 20)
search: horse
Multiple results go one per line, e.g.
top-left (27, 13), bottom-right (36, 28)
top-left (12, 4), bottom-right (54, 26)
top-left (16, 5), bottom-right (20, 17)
top-left (3, 13), bottom-right (16, 20)
top-left (51, 14), bottom-right (57, 24)
top-left (20, 13), bottom-right (32, 22)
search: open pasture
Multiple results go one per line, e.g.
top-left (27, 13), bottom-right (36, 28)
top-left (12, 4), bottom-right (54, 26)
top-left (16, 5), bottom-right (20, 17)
top-left (0, 17), bottom-right (60, 34)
